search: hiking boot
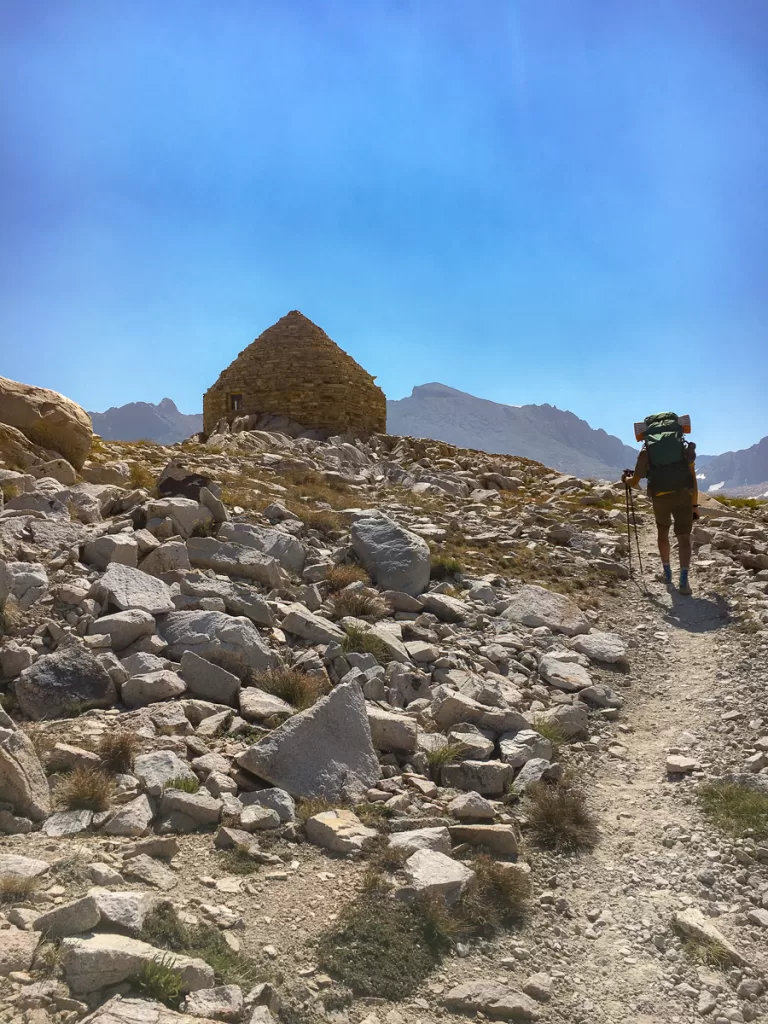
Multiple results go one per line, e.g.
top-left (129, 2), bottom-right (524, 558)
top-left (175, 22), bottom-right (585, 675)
top-left (678, 581), bottom-right (692, 596)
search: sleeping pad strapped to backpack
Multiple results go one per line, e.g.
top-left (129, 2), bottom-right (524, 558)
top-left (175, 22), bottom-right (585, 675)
top-left (643, 412), bottom-right (692, 495)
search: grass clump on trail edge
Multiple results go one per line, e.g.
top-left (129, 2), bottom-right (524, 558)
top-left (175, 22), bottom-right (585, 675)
top-left (341, 624), bottom-right (391, 664)
top-left (676, 932), bottom-right (732, 970)
top-left (252, 667), bottom-right (329, 711)
top-left (56, 767), bottom-right (114, 811)
top-left (525, 778), bottom-right (599, 852)
top-left (98, 731), bottom-right (137, 774)
top-left (139, 902), bottom-right (262, 988)
top-left (131, 956), bottom-right (183, 1009)
top-left (316, 892), bottom-right (450, 1000)
top-left (698, 781), bottom-right (768, 840)
top-left (163, 775), bottom-right (200, 794)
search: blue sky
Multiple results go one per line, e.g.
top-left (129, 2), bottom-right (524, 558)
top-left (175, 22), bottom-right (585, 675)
top-left (1, 0), bottom-right (766, 454)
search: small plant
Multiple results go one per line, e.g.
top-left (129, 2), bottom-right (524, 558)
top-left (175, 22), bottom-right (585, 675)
top-left (341, 624), bottom-right (391, 664)
top-left (139, 902), bottom-right (189, 951)
top-left (316, 892), bottom-right (450, 1000)
top-left (56, 767), bottom-right (114, 811)
top-left (0, 482), bottom-right (20, 501)
top-left (252, 667), bottom-right (329, 711)
top-left (0, 874), bottom-right (39, 904)
top-left (131, 956), bottom-right (183, 1009)
top-left (296, 508), bottom-right (344, 537)
top-left (456, 855), bottom-right (531, 932)
top-left (216, 845), bottom-right (260, 876)
top-left (328, 588), bottom-right (390, 622)
top-left (425, 740), bottom-right (466, 779)
top-left (163, 775), bottom-right (200, 794)
top-left (325, 564), bottom-right (370, 592)
top-left (98, 730), bottom-right (137, 774)
top-left (355, 802), bottom-right (395, 828)
top-left (0, 600), bottom-right (22, 636)
top-left (676, 929), bottom-right (733, 968)
top-left (714, 495), bottom-right (764, 510)
top-left (190, 520), bottom-right (216, 538)
top-left (363, 835), bottom-right (409, 874)
top-left (531, 716), bottom-right (566, 757)
top-left (53, 852), bottom-right (91, 888)
top-left (525, 778), bottom-right (598, 852)
top-left (430, 553), bottom-right (463, 580)
top-left (698, 781), bottom-right (768, 840)
top-left (295, 796), bottom-right (341, 825)
top-left (128, 462), bottom-right (156, 491)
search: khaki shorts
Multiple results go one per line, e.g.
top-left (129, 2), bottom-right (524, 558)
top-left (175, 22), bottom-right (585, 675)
top-left (652, 489), bottom-right (694, 536)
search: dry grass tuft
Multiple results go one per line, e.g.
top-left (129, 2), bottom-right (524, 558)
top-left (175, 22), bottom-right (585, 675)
top-left (0, 874), bottom-right (39, 904)
top-left (430, 553), bottom-right (463, 580)
top-left (456, 855), bottom-right (531, 932)
top-left (425, 740), bottom-right (466, 779)
top-left (98, 730), bottom-right (137, 774)
top-left (525, 778), bottom-right (598, 852)
top-left (56, 767), bottom-right (114, 811)
top-left (163, 775), bottom-right (200, 794)
top-left (128, 462), bottom-right (156, 491)
top-left (325, 564), bottom-right (371, 592)
top-left (252, 667), bottom-right (329, 711)
top-left (295, 796), bottom-right (341, 825)
top-left (341, 624), bottom-right (391, 664)
top-left (328, 588), bottom-right (390, 622)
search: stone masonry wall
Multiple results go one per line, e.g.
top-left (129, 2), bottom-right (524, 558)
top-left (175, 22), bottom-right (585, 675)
top-left (203, 311), bottom-right (386, 437)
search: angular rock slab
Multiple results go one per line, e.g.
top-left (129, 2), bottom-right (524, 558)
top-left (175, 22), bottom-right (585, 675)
top-left (404, 849), bottom-right (475, 905)
top-left (538, 654), bottom-right (592, 692)
top-left (61, 933), bottom-right (214, 994)
top-left (569, 631), bottom-right (629, 665)
top-left (443, 980), bottom-right (541, 1021)
top-left (0, 375), bottom-right (93, 469)
top-left (80, 995), bottom-right (220, 1024)
top-left (0, 718), bottom-right (51, 820)
top-left (180, 651), bottom-right (241, 706)
top-left (389, 826), bottom-right (452, 856)
top-left (236, 679), bottom-right (379, 801)
top-left (0, 925), bottom-right (39, 977)
top-left (186, 536), bottom-right (282, 588)
top-left (351, 510), bottom-right (430, 596)
top-left (305, 809), bottom-right (376, 853)
top-left (158, 611), bottom-right (278, 678)
top-left (93, 562), bottom-right (175, 615)
top-left (16, 645), bottom-right (117, 720)
top-left (34, 895), bottom-right (101, 938)
top-left (673, 908), bottom-right (747, 966)
top-left (502, 585), bottom-right (590, 636)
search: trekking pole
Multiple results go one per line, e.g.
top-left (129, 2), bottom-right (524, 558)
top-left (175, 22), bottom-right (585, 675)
top-left (624, 482), bottom-right (634, 580)
top-left (628, 485), bottom-right (644, 579)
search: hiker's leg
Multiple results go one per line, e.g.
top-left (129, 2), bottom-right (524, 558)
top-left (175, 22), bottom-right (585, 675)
top-left (678, 533), bottom-right (691, 570)
top-left (657, 525), bottom-right (671, 564)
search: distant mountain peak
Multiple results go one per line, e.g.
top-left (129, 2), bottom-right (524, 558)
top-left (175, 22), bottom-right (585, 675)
top-left (89, 399), bottom-right (203, 444)
top-left (387, 383), bottom-right (638, 480)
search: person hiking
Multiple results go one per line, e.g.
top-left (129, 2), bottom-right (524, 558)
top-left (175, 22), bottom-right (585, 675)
top-left (622, 412), bottom-right (699, 595)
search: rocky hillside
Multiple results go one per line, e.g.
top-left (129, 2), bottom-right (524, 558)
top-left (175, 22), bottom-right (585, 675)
top-left (89, 400), bottom-right (203, 445)
top-left (697, 435), bottom-right (768, 497)
top-left (1, 381), bottom-right (768, 1024)
top-left (387, 384), bottom-right (640, 481)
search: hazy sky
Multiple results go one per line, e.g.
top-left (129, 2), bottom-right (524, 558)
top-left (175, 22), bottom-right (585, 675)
top-left (1, 1), bottom-right (766, 454)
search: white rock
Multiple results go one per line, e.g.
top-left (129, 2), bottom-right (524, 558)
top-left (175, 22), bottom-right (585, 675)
top-left (351, 511), bottom-right (430, 596)
top-left (61, 933), bottom-right (214, 994)
top-left (404, 849), bottom-right (475, 905)
top-left (502, 585), bottom-right (590, 636)
top-left (92, 561), bottom-right (175, 615)
top-left (305, 809), bottom-right (376, 853)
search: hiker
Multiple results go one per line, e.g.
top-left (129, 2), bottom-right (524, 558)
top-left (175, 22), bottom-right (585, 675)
top-left (622, 412), bottom-right (699, 595)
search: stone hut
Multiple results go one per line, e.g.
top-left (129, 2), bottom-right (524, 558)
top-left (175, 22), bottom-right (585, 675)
top-left (202, 311), bottom-right (387, 438)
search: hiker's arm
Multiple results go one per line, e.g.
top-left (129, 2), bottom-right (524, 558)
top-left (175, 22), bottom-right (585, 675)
top-left (689, 461), bottom-right (699, 509)
top-left (622, 450), bottom-right (647, 489)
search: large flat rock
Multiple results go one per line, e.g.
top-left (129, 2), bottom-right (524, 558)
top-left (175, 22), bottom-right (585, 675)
top-left (351, 511), bottom-right (430, 596)
top-left (92, 562), bottom-right (175, 615)
top-left (61, 933), bottom-right (214, 995)
top-left (502, 585), bottom-right (590, 636)
top-left (16, 645), bottom-right (117, 720)
top-left (158, 611), bottom-right (278, 678)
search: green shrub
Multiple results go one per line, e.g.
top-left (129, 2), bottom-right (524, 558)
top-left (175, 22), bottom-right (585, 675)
top-left (163, 775), bottom-right (200, 794)
top-left (341, 624), bottom-right (391, 664)
top-left (131, 956), bottom-right (183, 1009)
top-left (698, 781), bottom-right (768, 840)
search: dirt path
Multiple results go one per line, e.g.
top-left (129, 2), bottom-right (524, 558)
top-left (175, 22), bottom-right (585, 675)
top-left (534, 526), bottom-right (756, 1024)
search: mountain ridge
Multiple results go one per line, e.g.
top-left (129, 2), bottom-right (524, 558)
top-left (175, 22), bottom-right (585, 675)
top-left (89, 398), bottom-right (203, 445)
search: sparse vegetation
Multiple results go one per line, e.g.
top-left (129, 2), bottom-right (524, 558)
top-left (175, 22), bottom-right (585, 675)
top-left (0, 873), bottom-right (39, 904)
top-left (163, 775), bottom-right (200, 794)
top-left (425, 740), bottom-right (466, 779)
top-left (531, 716), bottom-right (566, 756)
top-left (525, 778), bottom-right (599, 852)
top-left (456, 855), bottom-right (531, 932)
top-left (252, 666), bottom-right (329, 711)
top-left (328, 588), bottom-right (390, 622)
top-left (325, 564), bottom-right (371, 592)
top-left (98, 730), bottom-right (137, 774)
top-left (56, 767), bottom-right (114, 811)
top-left (131, 956), bottom-right (184, 1009)
top-left (53, 852), bottom-right (92, 888)
top-left (363, 834), bottom-right (409, 874)
top-left (698, 781), bottom-right (768, 840)
top-left (355, 802), bottom-right (395, 828)
top-left (216, 845), bottom-right (261, 875)
top-left (430, 553), bottom-right (463, 580)
top-left (677, 933), bottom-right (732, 969)
top-left (295, 796), bottom-right (340, 825)
top-left (294, 507), bottom-right (344, 537)
top-left (341, 624), bottom-right (391, 664)
top-left (128, 462), bottom-right (156, 491)
top-left (714, 495), bottom-right (765, 510)
top-left (316, 892), bottom-right (450, 1000)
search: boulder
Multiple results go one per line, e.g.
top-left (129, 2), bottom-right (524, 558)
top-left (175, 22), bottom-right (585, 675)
top-left (502, 585), bottom-right (590, 636)
top-left (0, 926), bottom-right (39, 977)
top-left (441, 760), bottom-right (514, 796)
top-left (122, 669), bottom-right (187, 708)
top-left (42, 809), bottom-right (94, 836)
top-left (305, 809), bottom-right (376, 853)
top-left (432, 692), bottom-right (528, 734)
top-left (90, 889), bottom-right (156, 935)
top-left (102, 795), bottom-right (155, 837)
top-left (180, 652), bottom-right (241, 706)
top-left (569, 631), bottom-right (629, 665)
top-left (0, 717), bottom-right (51, 820)
top-left (134, 751), bottom-right (197, 796)
top-left (219, 522), bottom-right (305, 574)
top-left (147, 497), bottom-right (213, 539)
top-left (88, 609), bottom-right (156, 651)
top-left (420, 593), bottom-right (470, 623)
top-left (673, 908), bottom-right (746, 966)
top-left (240, 805), bottom-right (280, 831)
top-left (534, 704), bottom-right (589, 741)
top-left (447, 824), bottom-right (518, 857)
top-left (366, 704), bottom-right (418, 752)
top-left (237, 679), bottom-right (379, 801)
top-left (158, 611), bottom-right (278, 678)
top-left (239, 689), bottom-right (293, 721)
top-left (16, 646), bottom-right (117, 720)
top-left (403, 849), bottom-right (475, 905)
top-left (281, 605), bottom-right (345, 645)
top-left (4, 561), bottom-right (48, 609)
top-left (351, 511), bottom-right (430, 596)
top-left (61, 933), bottom-right (214, 995)
top-left (183, 986), bottom-right (244, 1022)
top-left (83, 534), bottom-right (139, 571)
top-left (499, 730), bottom-right (552, 767)
top-left (0, 854), bottom-right (50, 880)
top-left (448, 791), bottom-right (495, 821)
top-left (78, 996), bottom-right (221, 1024)
top-left (140, 540), bottom-right (192, 576)
top-left (92, 562), bottom-right (175, 615)
top-left (186, 536), bottom-right (282, 588)
top-left (538, 654), bottom-right (592, 692)
top-left (158, 789), bottom-right (223, 830)
top-left (443, 980), bottom-right (540, 1021)
top-left (178, 577), bottom-right (274, 627)
top-left (33, 895), bottom-right (101, 938)
top-left (389, 826), bottom-right (452, 856)
top-left (0, 375), bottom-right (92, 469)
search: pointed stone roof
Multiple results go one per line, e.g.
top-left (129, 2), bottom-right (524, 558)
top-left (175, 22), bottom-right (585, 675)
top-left (203, 311), bottom-right (386, 437)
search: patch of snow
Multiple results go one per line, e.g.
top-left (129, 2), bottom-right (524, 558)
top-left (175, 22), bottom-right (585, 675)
top-left (696, 472), bottom-right (707, 480)
top-left (708, 481), bottom-right (725, 493)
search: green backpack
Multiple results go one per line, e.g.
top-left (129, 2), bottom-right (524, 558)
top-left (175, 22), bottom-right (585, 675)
top-left (643, 412), bottom-right (691, 494)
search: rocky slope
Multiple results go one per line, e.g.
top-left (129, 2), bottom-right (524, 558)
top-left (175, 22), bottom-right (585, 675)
top-left (89, 400), bottom-right (203, 446)
top-left (697, 436), bottom-right (768, 497)
top-left (387, 384), bottom-right (640, 481)
top-left (1, 408), bottom-right (767, 1024)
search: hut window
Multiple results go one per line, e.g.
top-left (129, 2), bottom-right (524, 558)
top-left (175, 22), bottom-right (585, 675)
top-left (230, 394), bottom-right (243, 412)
